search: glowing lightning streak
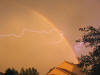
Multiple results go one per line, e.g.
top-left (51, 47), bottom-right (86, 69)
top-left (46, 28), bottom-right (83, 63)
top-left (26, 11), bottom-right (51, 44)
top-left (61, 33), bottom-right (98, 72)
top-left (52, 32), bottom-right (65, 44)
top-left (0, 28), bottom-right (53, 38)
top-left (0, 28), bottom-right (64, 44)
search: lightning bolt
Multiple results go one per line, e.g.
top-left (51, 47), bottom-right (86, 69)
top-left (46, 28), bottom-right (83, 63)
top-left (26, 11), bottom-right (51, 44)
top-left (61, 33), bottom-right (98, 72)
top-left (0, 28), bottom-right (53, 38)
top-left (0, 28), bottom-right (64, 44)
top-left (51, 32), bottom-right (64, 44)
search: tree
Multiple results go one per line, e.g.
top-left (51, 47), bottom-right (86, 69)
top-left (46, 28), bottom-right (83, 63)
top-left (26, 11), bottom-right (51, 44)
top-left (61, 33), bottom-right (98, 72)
top-left (20, 67), bottom-right (39, 75)
top-left (5, 68), bottom-right (18, 75)
top-left (20, 68), bottom-right (26, 75)
top-left (76, 26), bottom-right (100, 75)
top-left (4, 67), bottom-right (39, 75)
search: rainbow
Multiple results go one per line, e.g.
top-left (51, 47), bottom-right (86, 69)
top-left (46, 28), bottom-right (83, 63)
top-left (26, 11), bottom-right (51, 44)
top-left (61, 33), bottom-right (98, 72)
top-left (0, 4), bottom-right (78, 64)
top-left (32, 10), bottom-right (78, 64)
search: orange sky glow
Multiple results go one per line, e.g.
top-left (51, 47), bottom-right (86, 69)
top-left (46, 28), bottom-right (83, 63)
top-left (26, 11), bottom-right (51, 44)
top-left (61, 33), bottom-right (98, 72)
top-left (0, 0), bottom-right (100, 75)
top-left (0, 5), bottom-right (78, 75)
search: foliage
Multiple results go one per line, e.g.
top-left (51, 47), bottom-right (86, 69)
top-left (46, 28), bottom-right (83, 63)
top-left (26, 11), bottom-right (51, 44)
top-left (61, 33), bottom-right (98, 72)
top-left (20, 67), bottom-right (39, 75)
top-left (4, 67), bottom-right (39, 75)
top-left (77, 26), bottom-right (100, 75)
top-left (5, 68), bottom-right (18, 75)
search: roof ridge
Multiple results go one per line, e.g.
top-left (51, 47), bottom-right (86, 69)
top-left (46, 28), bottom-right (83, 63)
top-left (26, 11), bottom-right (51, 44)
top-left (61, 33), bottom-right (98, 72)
top-left (64, 60), bottom-right (75, 65)
top-left (56, 67), bottom-right (76, 75)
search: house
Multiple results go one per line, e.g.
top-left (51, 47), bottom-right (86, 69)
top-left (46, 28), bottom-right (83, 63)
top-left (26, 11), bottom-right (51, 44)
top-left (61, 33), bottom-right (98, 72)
top-left (47, 61), bottom-right (84, 75)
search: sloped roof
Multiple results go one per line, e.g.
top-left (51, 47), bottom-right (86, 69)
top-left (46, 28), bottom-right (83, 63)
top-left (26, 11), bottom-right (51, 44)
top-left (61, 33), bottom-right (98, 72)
top-left (48, 61), bottom-right (83, 75)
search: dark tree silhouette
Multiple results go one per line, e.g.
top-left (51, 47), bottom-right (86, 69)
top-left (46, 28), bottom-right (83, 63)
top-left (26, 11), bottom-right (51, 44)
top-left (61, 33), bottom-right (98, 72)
top-left (4, 67), bottom-right (39, 75)
top-left (5, 68), bottom-right (18, 75)
top-left (76, 26), bottom-right (100, 75)
top-left (20, 67), bottom-right (39, 75)
top-left (20, 68), bottom-right (26, 75)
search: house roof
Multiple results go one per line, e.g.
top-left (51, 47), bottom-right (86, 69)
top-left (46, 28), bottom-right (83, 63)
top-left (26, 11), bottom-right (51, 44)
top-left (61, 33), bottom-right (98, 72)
top-left (48, 61), bottom-right (83, 75)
